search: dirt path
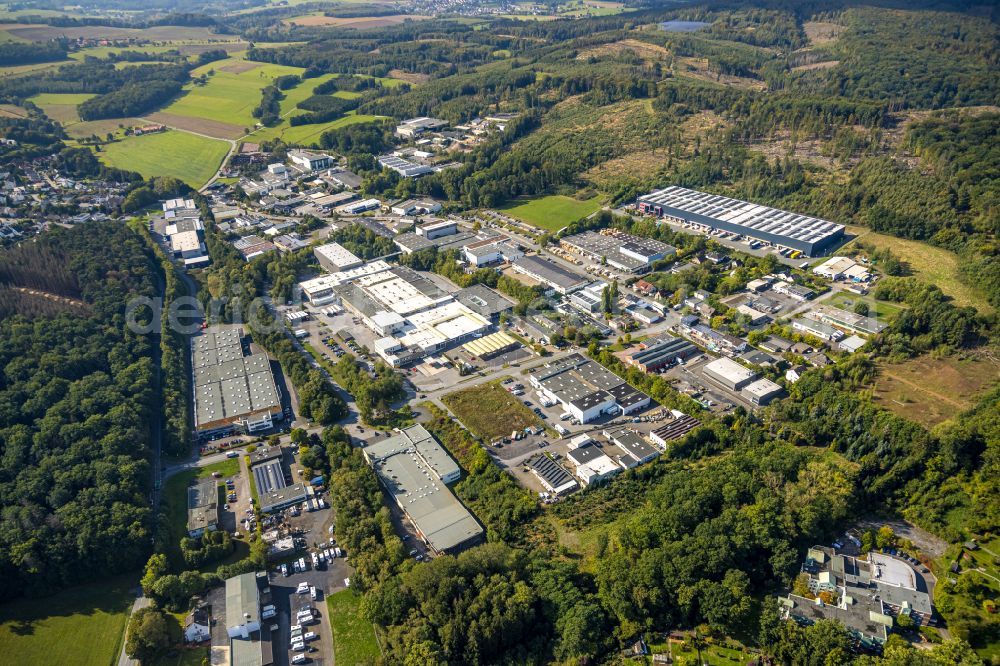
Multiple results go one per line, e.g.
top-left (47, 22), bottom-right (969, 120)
top-left (879, 371), bottom-right (967, 409)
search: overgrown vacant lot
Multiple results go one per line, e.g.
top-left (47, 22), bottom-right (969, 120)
top-left (442, 380), bottom-right (544, 441)
top-left (327, 589), bottom-right (380, 665)
top-left (872, 350), bottom-right (1000, 428)
top-left (97, 129), bottom-right (230, 187)
top-left (500, 194), bottom-right (603, 231)
top-left (0, 575), bottom-right (134, 666)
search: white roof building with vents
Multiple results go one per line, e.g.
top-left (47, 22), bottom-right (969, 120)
top-left (314, 242), bottom-right (363, 272)
top-left (638, 186), bottom-right (844, 256)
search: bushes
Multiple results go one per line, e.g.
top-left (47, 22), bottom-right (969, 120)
top-left (180, 530), bottom-right (234, 568)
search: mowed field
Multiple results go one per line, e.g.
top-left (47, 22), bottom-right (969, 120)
top-left (844, 226), bottom-right (992, 312)
top-left (872, 350), bottom-right (1000, 428)
top-left (97, 130), bottom-right (230, 188)
top-left (327, 589), bottom-right (380, 665)
top-left (250, 111), bottom-right (386, 146)
top-left (442, 381), bottom-right (544, 442)
top-left (0, 574), bottom-right (135, 666)
top-left (500, 194), bottom-right (603, 231)
top-left (28, 92), bottom-right (94, 124)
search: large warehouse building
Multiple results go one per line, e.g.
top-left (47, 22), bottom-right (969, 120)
top-left (362, 425), bottom-right (483, 554)
top-left (560, 230), bottom-right (676, 273)
top-left (637, 185), bottom-right (845, 256)
top-left (192, 328), bottom-right (283, 438)
top-left (529, 353), bottom-right (650, 423)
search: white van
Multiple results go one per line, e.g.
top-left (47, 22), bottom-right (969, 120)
top-left (291, 641), bottom-right (306, 651)
top-left (310, 586), bottom-right (318, 601)
top-left (291, 655), bottom-right (309, 665)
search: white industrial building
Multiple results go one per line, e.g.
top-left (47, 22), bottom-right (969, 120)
top-left (565, 435), bottom-right (622, 486)
top-left (314, 241), bottom-right (363, 272)
top-left (289, 149), bottom-right (333, 171)
top-left (462, 235), bottom-right (523, 266)
top-left (297, 260), bottom-right (393, 305)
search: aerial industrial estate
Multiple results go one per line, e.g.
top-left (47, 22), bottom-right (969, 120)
top-left (0, 3), bottom-right (995, 666)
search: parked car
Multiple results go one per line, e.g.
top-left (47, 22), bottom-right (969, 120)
top-left (226, 451), bottom-right (239, 458)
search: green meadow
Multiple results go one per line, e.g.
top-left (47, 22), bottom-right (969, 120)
top-left (500, 194), bottom-right (603, 231)
top-left (97, 130), bottom-right (230, 187)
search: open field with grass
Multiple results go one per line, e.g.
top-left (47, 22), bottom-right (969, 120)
top-left (249, 111), bottom-right (386, 146)
top-left (162, 457), bottom-right (242, 569)
top-left (28, 92), bottom-right (94, 124)
top-left (1, 23), bottom-right (224, 42)
top-left (442, 380), bottom-right (544, 442)
top-left (327, 589), bottom-right (380, 665)
top-left (97, 130), bottom-right (230, 187)
top-left (872, 349), bottom-right (1000, 428)
top-left (0, 102), bottom-right (27, 117)
top-left (154, 647), bottom-right (210, 666)
top-left (0, 574), bottom-right (135, 666)
top-left (823, 290), bottom-right (906, 321)
top-left (499, 194), bottom-right (603, 231)
top-left (157, 58), bottom-right (303, 131)
top-left (283, 13), bottom-right (431, 28)
top-left (844, 226), bottom-right (992, 312)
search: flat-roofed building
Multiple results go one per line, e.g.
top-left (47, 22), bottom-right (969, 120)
top-left (792, 318), bottom-right (845, 342)
top-left (604, 428), bottom-right (660, 468)
top-left (624, 335), bottom-right (699, 372)
top-left (561, 230), bottom-right (675, 273)
top-left (187, 477), bottom-right (219, 538)
top-left (392, 199), bottom-right (443, 217)
top-left (511, 255), bottom-right (588, 294)
top-left (811, 306), bottom-right (887, 336)
top-left (454, 284), bottom-right (515, 322)
top-left (416, 219), bottom-right (456, 239)
top-left (171, 229), bottom-right (205, 258)
top-left (703, 357), bottom-right (756, 391)
top-left (395, 117), bottom-right (448, 138)
top-left (638, 186), bottom-right (844, 256)
top-left (362, 425), bottom-right (481, 553)
top-left (289, 149), bottom-right (333, 171)
top-left (529, 353), bottom-right (650, 423)
top-left (314, 241), bottom-right (363, 272)
top-left (526, 454), bottom-right (578, 495)
top-left (463, 235), bottom-right (522, 266)
top-left (378, 154), bottom-right (433, 177)
top-left (566, 437), bottom-right (621, 485)
top-left (192, 328), bottom-right (283, 438)
top-left (298, 260), bottom-right (393, 305)
top-left (649, 413), bottom-right (701, 448)
top-left (338, 198), bottom-right (382, 215)
top-left (224, 571), bottom-right (273, 666)
top-left (742, 377), bottom-right (784, 406)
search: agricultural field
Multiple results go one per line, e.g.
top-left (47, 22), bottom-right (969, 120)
top-left (872, 350), bottom-right (1000, 428)
top-left (327, 589), bottom-right (380, 665)
top-left (155, 58), bottom-right (304, 137)
top-left (0, 23), bottom-right (223, 42)
top-left (97, 130), bottom-right (230, 188)
top-left (28, 92), bottom-right (94, 124)
top-left (500, 194), bottom-right (603, 231)
top-left (283, 13), bottom-right (431, 28)
top-left (844, 227), bottom-right (992, 312)
top-left (442, 380), bottom-right (544, 442)
top-left (0, 575), bottom-right (135, 666)
top-left (249, 111), bottom-right (385, 146)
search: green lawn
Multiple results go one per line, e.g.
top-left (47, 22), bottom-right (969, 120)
top-left (326, 589), bottom-right (380, 666)
top-left (0, 574), bottom-right (135, 666)
top-left (28, 92), bottom-right (95, 124)
top-left (162, 457), bottom-right (242, 568)
top-left (97, 130), bottom-right (230, 187)
top-left (154, 646), bottom-right (209, 666)
top-left (825, 291), bottom-right (905, 320)
top-left (499, 194), bottom-right (603, 231)
top-left (249, 111), bottom-right (386, 147)
top-left (442, 380), bottom-right (544, 442)
top-left (159, 58), bottom-right (304, 128)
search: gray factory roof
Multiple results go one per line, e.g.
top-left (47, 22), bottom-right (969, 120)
top-left (258, 483), bottom-right (308, 513)
top-left (640, 186), bottom-right (844, 245)
top-left (532, 353), bottom-right (648, 408)
top-left (512, 255), bottom-right (587, 291)
top-left (628, 335), bottom-right (697, 366)
top-left (225, 572), bottom-right (260, 632)
top-left (650, 414), bottom-right (701, 443)
top-left (606, 428), bottom-right (659, 463)
top-left (192, 329), bottom-right (281, 430)
top-left (187, 477), bottom-right (218, 533)
top-left (395, 230), bottom-right (477, 254)
top-left (455, 284), bottom-right (515, 318)
top-left (561, 231), bottom-right (675, 272)
top-left (363, 426), bottom-right (481, 553)
top-left (784, 594), bottom-right (887, 645)
top-left (569, 389), bottom-right (613, 412)
top-left (252, 459), bottom-right (287, 494)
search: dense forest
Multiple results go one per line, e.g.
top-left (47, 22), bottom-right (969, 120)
top-left (0, 223), bottom-right (159, 598)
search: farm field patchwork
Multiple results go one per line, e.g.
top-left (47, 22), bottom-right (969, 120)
top-left (283, 13), bottom-right (431, 28)
top-left (97, 130), bottom-right (230, 187)
top-left (249, 111), bottom-right (386, 147)
top-left (500, 194), bottom-right (603, 231)
top-left (442, 380), bottom-right (544, 442)
top-left (28, 92), bottom-right (94, 124)
top-left (0, 574), bottom-right (135, 666)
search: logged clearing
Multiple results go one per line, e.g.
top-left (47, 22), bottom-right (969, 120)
top-left (387, 68), bottom-right (429, 84)
top-left (442, 381), bottom-right (544, 442)
top-left (844, 226), bottom-right (991, 312)
top-left (0, 575), bottom-right (134, 666)
top-left (585, 148), bottom-right (669, 187)
top-left (578, 38), bottom-right (670, 62)
top-left (803, 21), bottom-right (844, 47)
top-left (285, 13), bottom-right (431, 28)
top-left (500, 194), bottom-right (603, 231)
top-left (0, 103), bottom-right (27, 117)
top-left (792, 60), bottom-right (840, 72)
top-left (145, 111), bottom-right (246, 140)
top-left (872, 350), bottom-right (1000, 428)
top-left (676, 56), bottom-right (767, 90)
top-left (97, 130), bottom-right (230, 187)
top-left (217, 60), bottom-right (262, 74)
